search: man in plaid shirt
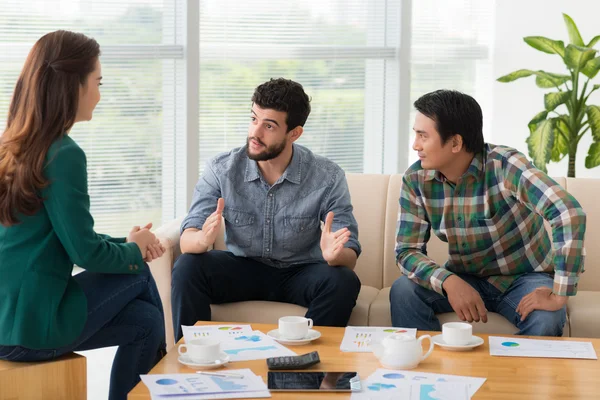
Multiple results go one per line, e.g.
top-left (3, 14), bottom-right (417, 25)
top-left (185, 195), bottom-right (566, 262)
top-left (390, 90), bottom-right (586, 336)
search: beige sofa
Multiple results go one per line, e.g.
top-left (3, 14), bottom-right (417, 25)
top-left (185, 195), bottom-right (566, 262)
top-left (149, 174), bottom-right (600, 347)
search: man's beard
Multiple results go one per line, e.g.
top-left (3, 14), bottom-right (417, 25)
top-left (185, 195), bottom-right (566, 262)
top-left (246, 137), bottom-right (286, 161)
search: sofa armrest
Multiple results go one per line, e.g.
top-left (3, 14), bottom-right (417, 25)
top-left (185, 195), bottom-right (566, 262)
top-left (148, 217), bottom-right (185, 349)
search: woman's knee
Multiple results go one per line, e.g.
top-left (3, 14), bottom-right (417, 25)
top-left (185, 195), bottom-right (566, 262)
top-left (127, 300), bottom-right (165, 339)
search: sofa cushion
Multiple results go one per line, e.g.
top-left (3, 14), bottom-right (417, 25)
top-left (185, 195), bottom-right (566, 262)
top-left (211, 285), bottom-right (380, 327)
top-left (566, 178), bottom-right (599, 292)
top-left (567, 291), bottom-right (600, 338)
top-left (368, 287), bottom-right (571, 336)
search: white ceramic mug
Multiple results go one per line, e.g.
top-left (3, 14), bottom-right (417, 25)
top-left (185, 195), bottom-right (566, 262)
top-left (278, 316), bottom-right (313, 340)
top-left (178, 338), bottom-right (221, 363)
top-left (442, 322), bottom-right (473, 345)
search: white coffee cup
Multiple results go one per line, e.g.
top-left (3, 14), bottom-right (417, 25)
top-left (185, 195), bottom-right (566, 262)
top-left (178, 338), bottom-right (221, 363)
top-left (442, 322), bottom-right (473, 345)
top-left (278, 316), bottom-right (313, 340)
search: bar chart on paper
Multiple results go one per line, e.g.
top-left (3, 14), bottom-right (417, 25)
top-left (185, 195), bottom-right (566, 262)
top-left (489, 336), bottom-right (598, 359)
top-left (340, 326), bottom-right (417, 352)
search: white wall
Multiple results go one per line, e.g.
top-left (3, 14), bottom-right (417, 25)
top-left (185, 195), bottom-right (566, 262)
top-left (492, 0), bottom-right (600, 178)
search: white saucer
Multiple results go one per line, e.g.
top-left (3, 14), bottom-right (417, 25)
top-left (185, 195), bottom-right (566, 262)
top-left (177, 351), bottom-right (230, 369)
top-left (431, 334), bottom-right (484, 351)
top-left (266, 329), bottom-right (322, 345)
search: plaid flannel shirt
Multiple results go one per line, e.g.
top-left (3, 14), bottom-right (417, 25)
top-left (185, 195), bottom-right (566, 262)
top-left (396, 144), bottom-right (586, 297)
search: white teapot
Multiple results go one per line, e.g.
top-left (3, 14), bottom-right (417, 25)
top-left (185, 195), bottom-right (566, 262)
top-left (369, 333), bottom-right (433, 369)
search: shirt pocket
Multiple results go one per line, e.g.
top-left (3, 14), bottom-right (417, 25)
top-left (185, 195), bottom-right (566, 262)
top-left (282, 215), bottom-right (320, 251)
top-left (223, 208), bottom-right (256, 248)
top-left (474, 203), bottom-right (513, 244)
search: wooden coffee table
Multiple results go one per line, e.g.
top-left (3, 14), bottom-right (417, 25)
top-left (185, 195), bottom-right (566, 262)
top-left (128, 321), bottom-right (600, 399)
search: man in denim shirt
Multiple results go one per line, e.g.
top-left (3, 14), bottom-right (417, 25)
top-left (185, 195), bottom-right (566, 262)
top-left (171, 78), bottom-right (361, 341)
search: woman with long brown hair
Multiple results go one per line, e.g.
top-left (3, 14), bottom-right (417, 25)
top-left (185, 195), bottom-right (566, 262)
top-left (0, 30), bottom-right (166, 399)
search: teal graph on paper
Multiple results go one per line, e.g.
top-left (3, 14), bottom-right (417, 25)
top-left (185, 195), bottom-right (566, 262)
top-left (211, 376), bottom-right (248, 391)
top-left (235, 335), bottom-right (262, 342)
top-left (225, 346), bottom-right (277, 355)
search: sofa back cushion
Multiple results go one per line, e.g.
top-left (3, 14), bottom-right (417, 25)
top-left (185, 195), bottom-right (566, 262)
top-left (346, 173), bottom-right (389, 289)
top-left (566, 178), bottom-right (599, 291)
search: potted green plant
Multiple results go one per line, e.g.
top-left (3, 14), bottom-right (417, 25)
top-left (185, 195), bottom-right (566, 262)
top-left (497, 13), bottom-right (600, 177)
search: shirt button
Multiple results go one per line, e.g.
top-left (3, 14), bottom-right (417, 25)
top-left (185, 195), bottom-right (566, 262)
top-left (267, 219), bottom-right (270, 223)
top-left (269, 193), bottom-right (273, 197)
top-left (235, 219), bottom-right (239, 223)
top-left (266, 248), bottom-right (270, 252)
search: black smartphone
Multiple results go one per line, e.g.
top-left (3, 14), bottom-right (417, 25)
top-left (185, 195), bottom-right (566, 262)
top-left (267, 371), bottom-right (361, 392)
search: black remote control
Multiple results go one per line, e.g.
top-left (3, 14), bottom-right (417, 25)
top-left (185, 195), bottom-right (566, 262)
top-left (266, 351), bottom-right (320, 370)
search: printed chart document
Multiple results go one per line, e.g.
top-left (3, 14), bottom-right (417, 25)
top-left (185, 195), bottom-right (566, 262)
top-left (182, 324), bottom-right (253, 341)
top-left (351, 368), bottom-right (486, 399)
top-left (141, 368), bottom-right (270, 399)
top-left (340, 326), bottom-right (417, 352)
top-left (351, 382), bottom-right (470, 400)
top-left (489, 336), bottom-right (598, 359)
top-left (221, 330), bottom-right (296, 361)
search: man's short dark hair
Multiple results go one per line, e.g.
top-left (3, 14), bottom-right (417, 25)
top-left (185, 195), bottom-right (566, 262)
top-left (413, 89), bottom-right (485, 154)
top-left (251, 78), bottom-right (311, 132)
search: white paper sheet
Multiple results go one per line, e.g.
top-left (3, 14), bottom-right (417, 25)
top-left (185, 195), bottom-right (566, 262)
top-left (220, 330), bottom-right (297, 361)
top-left (340, 326), bottom-right (418, 352)
top-left (182, 324), bottom-right (253, 342)
top-left (150, 390), bottom-right (271, 400)
top-left (141, 369), bottom-right (268, 397)
top-left (351, 382), bottom-right (470, 400)
top-left (489, 336), bottom-right (598, 359)
top-left (351, 368), bottom-right (485, 398)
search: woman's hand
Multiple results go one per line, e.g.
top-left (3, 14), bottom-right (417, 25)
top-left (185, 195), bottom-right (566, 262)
top-left (127, 223), bottom-right (165, 262)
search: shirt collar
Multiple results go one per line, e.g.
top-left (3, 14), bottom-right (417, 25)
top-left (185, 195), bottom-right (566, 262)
top-left (244, 143), bottom-right (303, 184)
top-left (428, 149), bottom-right (485, 183)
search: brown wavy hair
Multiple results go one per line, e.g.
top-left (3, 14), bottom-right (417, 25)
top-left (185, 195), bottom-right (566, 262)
top-left (0, 30), bottom-right (100, 226)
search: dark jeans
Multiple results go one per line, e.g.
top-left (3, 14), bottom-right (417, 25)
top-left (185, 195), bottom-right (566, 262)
top-left (0, 267), bottom-right (166, 400)
top-left (390, 272), bottom-right (567, 336)
top-left (171, 251), bottom-right (361, 341)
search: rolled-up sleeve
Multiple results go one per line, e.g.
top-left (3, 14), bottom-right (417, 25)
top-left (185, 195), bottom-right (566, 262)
top-left (180, 160), bottom-right (222, 234)
top-left (323, 168), bottom-right (361, 256)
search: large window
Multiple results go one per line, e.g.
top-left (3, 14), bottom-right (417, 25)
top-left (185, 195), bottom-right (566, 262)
top-left (197, 0), bottom-right (401, 174)
top-left (0, 0), bottom-right (495, 236)
top-left (408, 0), bottom-right (495, 165)
top-left (0, 0), bottom-right (183, 236)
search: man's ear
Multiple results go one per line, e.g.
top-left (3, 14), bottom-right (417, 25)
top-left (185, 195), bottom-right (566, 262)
top-left (289, 126), bottom-right (304, 142)
top-left (451, 134), bottom-right (464, 153)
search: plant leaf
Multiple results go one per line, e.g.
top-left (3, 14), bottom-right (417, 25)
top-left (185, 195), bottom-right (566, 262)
top-left (585, 141), bottom-right (600, 168)
top-left (551, 117), bottom-right (570, 162)
top-left (497, 69), bottom-right (535, 82)
top-left (588, 35), bottom-right (600, 48)
top-left (582, 56), bottom-right (600, 79)
top-left (528, 111), bottom-right (549, 133)
top-left (587, 105), bottom-right (600, 140)
top-left (526, 119), bottom-right (555, 172)
top-left (534, 71), bottom-right (571, 88)
top-left (524, 36), bottom-right (565, 57)
top-left (544, 91), bottom-right (571, 111)
top-left (564, 44), bottom-right (597, 70)
top-left (563, 14), bottom-right (584, 46)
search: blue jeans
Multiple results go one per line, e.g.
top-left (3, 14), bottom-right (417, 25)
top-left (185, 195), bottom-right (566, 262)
top-left (390, 272), bottom-right (567, 336)
top-left (171, 251), bottom-right (361, 342)
top-left (0, 267), bottom-right (166, 400)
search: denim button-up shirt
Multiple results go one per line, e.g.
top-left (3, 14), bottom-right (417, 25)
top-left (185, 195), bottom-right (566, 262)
top-left (181, 144), bottom-right (361, 267)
